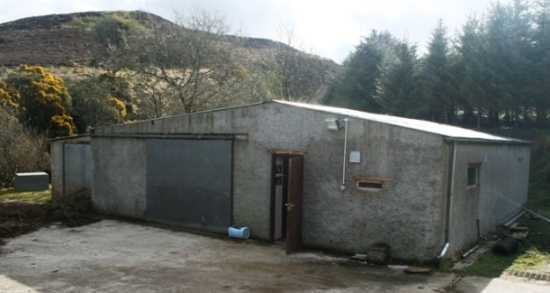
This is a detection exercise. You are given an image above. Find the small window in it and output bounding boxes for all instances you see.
[357,181,383,190]
[467,165,479,187]
[353,176,394,192]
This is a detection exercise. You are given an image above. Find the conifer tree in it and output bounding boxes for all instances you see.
[418,19,454,123]
[323,30,397,112]
[374,40,419,117]
[531,0,550,127]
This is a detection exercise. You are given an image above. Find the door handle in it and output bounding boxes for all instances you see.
[285,203,295,211]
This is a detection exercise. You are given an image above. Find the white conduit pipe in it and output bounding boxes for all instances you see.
[341,118,348,191]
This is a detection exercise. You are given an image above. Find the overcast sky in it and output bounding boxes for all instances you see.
[0,0,496,64]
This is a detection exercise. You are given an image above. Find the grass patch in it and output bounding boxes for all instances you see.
[66,17,98,30]
[438,258,454,271]
[0,186,52,203]
[460,250,517,278]
[461,217,550,277]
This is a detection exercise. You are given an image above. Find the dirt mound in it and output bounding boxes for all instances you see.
[0,190,100,242]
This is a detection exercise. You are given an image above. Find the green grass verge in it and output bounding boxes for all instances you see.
[461,218,550,278]
[0,186,52,203]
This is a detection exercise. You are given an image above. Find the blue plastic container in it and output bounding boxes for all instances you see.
[228,225,250,239]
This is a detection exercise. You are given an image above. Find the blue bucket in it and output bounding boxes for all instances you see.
[228,225,250,239]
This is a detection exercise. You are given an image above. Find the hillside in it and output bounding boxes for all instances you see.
[0,12,103,66]
[0,11,339,72]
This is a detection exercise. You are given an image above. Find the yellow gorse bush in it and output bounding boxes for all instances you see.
[5,65,76,137]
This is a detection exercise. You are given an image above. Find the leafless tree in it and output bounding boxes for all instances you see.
[261,23,333,102]
[0,110,50,187]
[130,9,250,115]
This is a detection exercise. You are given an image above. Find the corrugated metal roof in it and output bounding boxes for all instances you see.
[275,100,530,144]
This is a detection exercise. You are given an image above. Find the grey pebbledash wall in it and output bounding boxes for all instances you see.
[79,101,530,261]
[449,143,530,253]
[50,135,92,201]
[92,137,147,219]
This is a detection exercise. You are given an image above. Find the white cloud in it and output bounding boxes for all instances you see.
[285,0,495,61]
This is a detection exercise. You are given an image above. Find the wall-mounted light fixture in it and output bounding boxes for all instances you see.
[324,118,343,131]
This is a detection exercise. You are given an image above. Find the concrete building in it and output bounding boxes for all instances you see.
[51,101,531,261]
[50,135,91,201]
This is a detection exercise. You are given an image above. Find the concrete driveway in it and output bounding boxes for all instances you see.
[0,220,548,292]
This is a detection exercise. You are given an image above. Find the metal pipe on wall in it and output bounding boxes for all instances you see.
[476,218,487,240]
[438,140,457,259]
[341,118,348,191]
[61,143,65,199]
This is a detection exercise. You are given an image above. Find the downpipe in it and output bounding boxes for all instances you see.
[437,243,450,259]
[438,140,457,259]
[477,218,487,240]
[61,143,65,198]
[340,118,348,191]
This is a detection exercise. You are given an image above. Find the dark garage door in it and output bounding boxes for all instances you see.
[146,139,232,233]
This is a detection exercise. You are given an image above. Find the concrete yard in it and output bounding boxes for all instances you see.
[0,220,548,293]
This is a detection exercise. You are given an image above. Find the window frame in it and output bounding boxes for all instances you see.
[352,176,394,192]
[357,181,383,190]
[467,162,481,188]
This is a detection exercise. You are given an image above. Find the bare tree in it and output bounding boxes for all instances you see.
[0,109,50,187]
[131,9,250,114]
[132,73,180,118]
[261,23,333,102]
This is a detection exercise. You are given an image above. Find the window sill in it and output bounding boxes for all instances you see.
[351,176,395,183]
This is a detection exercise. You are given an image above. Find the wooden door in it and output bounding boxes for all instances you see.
[286,156,303,254]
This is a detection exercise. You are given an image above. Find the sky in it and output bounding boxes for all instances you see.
[0,0,496,64]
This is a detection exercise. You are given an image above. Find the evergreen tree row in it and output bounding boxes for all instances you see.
[324,0,550,129]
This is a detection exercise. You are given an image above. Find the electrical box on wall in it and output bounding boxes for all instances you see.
[350,151,361,163]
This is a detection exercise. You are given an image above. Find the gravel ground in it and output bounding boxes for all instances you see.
[0,220,548,293]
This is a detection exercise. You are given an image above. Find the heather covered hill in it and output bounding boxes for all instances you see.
[0,10,340,135]
[0,11,339,73]
[0,10,340,116]
[0,12,104,66]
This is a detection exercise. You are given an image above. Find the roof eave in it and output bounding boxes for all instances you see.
[444,137,533,145]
